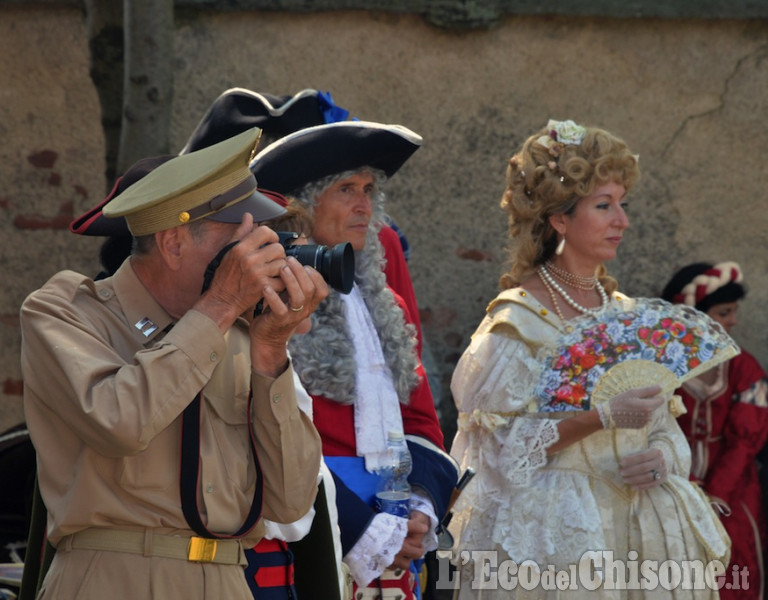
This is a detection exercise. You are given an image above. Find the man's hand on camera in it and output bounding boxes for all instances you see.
[192,213,328,377]
[249,256,329,376]
[195,214,287,327]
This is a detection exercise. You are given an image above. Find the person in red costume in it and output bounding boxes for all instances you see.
[662,261,768,599]
[181,87,442,600]
[251,121,459,600]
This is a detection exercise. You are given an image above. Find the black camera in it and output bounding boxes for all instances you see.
[201,232,355,301]
[276,231,355,295]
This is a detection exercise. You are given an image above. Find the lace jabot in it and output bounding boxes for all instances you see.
[343,286,404,472]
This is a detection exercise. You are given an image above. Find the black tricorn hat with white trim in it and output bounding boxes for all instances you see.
[249,121,423,196]
[181,87,350,155]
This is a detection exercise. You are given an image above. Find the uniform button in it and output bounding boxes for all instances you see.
[206,483,214,493]
[99,289,111,298]
[272,393,281,404]
[541,309,548,315]
[209,352,217,362]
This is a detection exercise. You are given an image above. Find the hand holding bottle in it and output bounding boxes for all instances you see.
[375,431,412,518]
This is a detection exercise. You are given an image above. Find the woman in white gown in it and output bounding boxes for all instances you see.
[449,120,730,599]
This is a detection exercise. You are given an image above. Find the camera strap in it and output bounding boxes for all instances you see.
[180,390,264,539]
[201,241,239,294]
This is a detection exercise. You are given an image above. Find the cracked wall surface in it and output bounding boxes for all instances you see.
[2,7,767,443]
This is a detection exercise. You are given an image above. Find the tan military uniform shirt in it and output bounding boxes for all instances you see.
[20,261,321,547]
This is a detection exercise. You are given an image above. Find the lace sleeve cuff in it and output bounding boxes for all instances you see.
[343,512,408,587]
[503,417,560,487]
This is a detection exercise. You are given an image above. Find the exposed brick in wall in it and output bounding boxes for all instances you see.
[3,379,23,396]
[8,150,91,231]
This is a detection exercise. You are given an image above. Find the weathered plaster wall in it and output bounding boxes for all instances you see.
[2,6,767,444]
[0,7,106,433]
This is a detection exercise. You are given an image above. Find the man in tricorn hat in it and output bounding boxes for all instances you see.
[184,88,425,354]
[20,128,325,600]
[250,121,459,599]
[180,89,437,600]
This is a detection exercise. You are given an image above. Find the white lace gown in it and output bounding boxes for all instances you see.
[449,288,730,599]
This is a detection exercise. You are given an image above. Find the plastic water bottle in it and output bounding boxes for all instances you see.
[375,430,412,518]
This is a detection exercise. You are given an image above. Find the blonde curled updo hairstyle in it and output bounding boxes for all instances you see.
[499,121,639,292]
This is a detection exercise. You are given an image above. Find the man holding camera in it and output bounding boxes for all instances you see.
[20,128,324,600]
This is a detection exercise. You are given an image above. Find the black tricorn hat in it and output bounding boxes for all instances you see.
[180,87,350,155]
[249,121,423,196]
[70,155,176,236]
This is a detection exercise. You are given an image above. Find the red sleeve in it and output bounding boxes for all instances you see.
[704,352,768,503]
[391,289,444,450]
[730,350,767,396]
[400,364,445,450]
[378,225,423,355]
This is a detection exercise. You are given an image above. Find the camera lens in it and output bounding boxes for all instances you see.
[285,241,355,294]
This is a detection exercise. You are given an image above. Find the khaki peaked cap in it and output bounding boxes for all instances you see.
[103,128,285,236]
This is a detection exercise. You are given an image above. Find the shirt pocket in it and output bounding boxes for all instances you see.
[201,386,255,495]
[202,341,254,495]
[117,427,178,491]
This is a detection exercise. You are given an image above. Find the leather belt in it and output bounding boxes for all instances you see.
[60,528,247,566]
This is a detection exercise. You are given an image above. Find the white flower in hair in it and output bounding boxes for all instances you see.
[537,119,587,150]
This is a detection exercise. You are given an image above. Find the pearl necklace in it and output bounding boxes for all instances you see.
[538,264,608,316]
[538,270,568,323]
[544,260,597,290]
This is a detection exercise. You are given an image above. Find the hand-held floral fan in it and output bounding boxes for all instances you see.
[534,298,740,412]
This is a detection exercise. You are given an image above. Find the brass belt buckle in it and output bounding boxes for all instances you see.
[187,537,217,562]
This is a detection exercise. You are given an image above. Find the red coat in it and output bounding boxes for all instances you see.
[313,360,443,457]
[378,225,423,356]
[676,350,768,599]
[313,288,444,456]
[309,289,454,559]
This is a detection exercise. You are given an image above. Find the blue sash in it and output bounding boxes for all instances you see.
[323,456,379,506]
[324,456,423,599]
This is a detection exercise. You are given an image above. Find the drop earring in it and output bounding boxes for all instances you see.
[555,235,566,256]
